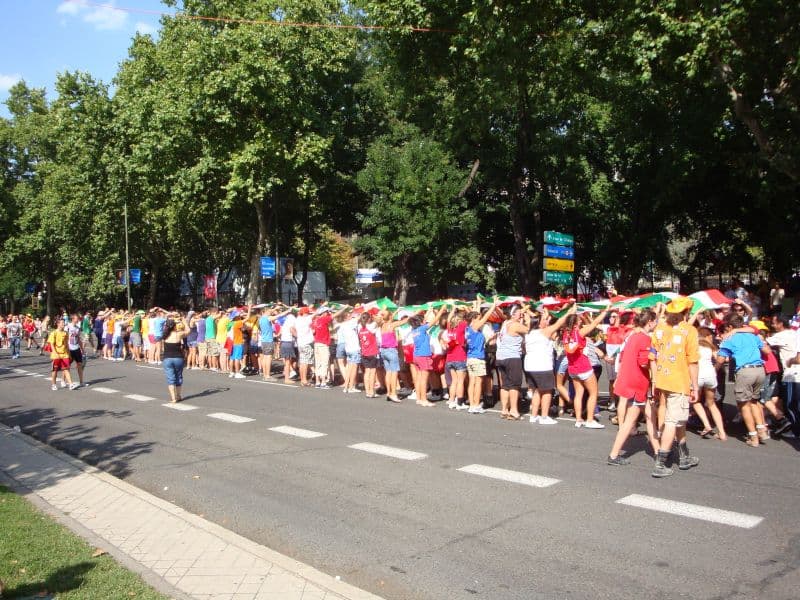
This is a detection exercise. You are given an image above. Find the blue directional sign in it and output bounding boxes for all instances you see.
[260,256,276,279]
[129,269,142,284]
[544,244,575,260]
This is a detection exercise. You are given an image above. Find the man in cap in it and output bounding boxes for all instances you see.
[650,296,700,477]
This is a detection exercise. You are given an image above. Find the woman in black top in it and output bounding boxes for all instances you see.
[161,314,189,403]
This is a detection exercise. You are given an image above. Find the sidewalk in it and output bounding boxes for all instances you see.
[0,424,384,600]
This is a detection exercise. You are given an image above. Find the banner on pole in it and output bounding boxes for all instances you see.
[203,275,217,300]
[260,257,276,279]
[115,270,127,285]
[129,269,141,284]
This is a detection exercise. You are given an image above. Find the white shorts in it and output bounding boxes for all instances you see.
[698,374,717,390]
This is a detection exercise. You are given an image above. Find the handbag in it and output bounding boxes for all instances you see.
[42,342,52,353]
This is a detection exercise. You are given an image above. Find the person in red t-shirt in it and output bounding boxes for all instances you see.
[358,312,380,397]
[312,306,334,388]
[443,309,469,409]
[607,310,659,465]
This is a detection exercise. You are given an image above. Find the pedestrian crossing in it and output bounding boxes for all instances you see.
[0,363,769,529]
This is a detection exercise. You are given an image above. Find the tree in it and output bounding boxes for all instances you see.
[356,123,479,303]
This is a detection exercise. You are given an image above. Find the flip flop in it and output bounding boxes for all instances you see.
[700,428,716,439]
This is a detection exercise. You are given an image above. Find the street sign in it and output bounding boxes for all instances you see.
[356,268,382,284]
[543,244,575,260]
[544,271,574,285]
[260,256,276,279]
[544,231,574,246]
[544,258,575,272]
[129,269,141,284]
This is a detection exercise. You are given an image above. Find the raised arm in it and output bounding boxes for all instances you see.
[579,308,608,337]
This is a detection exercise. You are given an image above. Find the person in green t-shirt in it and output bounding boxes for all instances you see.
[80,312,96,357]
[130,311,144,362]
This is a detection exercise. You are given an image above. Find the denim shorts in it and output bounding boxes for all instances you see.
[346,351,362,365]
[162,357,184,386]
[446,360,467,372]
[335,343,347,359]
[380,347,400,372]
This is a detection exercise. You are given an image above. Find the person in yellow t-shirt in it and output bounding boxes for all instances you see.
[216,312,230,373]
[650,297,700,478]
[48,319,76,390]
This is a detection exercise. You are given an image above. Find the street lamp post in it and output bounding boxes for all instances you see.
[124,201,132,311]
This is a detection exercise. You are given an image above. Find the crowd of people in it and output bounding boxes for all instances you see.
[2,286,799,478]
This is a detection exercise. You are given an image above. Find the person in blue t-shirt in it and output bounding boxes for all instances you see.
[717,315,768,447]
[464,299,499,413]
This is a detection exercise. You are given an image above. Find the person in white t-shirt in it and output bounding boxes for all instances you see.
[770,282,786,316]
[280,311,297,384]
[294,307,315,386]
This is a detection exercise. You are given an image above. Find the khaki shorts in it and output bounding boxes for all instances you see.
[314,343,330,374]
[207,340,220,357]
[198,342,207,359]
[664,392,690,425]
[466,358,486,377]
[734,366,765,403]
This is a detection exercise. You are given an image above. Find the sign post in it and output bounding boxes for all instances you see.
[542,231,575,288]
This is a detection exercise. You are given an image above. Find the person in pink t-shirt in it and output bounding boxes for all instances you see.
[443,309,469,410]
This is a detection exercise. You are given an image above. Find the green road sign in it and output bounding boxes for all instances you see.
[544,231,574,246]
[543,270,574,285]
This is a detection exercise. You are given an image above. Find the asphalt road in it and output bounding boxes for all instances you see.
[1,351,799,600]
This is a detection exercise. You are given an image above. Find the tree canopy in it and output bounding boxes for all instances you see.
[1,0,797,313]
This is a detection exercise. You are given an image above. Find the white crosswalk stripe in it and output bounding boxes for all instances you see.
[92,387,120,394]
[616,494,763,529]
[348,442,427,461]
[207,412,254,423]
[269,425,326,439]
[124,394,155,402]
[457,464,560,488]
[162,403,199,411]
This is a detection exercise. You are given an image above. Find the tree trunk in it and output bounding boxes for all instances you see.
[147,262,159,308]
[295,206,311,304]
[509,182,534,295]
[247,200,271,304]
[393,253,412,305]
[509,81,535,296]
[529,203,542,297]
[44,273,56,317]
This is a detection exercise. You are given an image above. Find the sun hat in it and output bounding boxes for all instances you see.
[665,297,693,314]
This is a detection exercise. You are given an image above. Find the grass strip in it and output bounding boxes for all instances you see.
[0,484,170,599]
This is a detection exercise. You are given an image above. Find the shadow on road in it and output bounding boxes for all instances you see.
[182,386,231,401]
[0,404,153,480]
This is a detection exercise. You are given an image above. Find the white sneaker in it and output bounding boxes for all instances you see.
[407,391,417,400]
[538,416,558,425]
[575,421,584,428]
[447,400,457,410]
[456,403,469,411]
[468,406,486,414]
[234,373,246,379]
[530,415,540,424]
[228,372,234,378]
[59,380,67,388]
[69,383,80,390]
[583,420,605,429]
[51,384,58,391]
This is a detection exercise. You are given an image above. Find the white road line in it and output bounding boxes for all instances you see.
[616,494,763,529]
[348,442,427,461]
[207,412,255,424]
[162,403,199,411]
[92,387,120,394]
[457,464,560,488]
[124,394,155,402]
[13,369,27,373]
[136,365,162,371]
[269,425,326,439]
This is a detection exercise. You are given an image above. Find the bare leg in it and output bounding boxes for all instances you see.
[609,402,641,459]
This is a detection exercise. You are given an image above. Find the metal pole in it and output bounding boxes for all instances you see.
[124,201,132,310]
[276,219,281,303]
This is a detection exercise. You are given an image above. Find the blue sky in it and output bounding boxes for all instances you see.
[0,0,171,117]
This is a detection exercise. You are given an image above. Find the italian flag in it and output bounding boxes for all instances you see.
[689,289,730,313]
[364,297,398,311]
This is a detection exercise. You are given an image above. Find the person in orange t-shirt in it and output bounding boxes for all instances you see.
[650,297,700,478]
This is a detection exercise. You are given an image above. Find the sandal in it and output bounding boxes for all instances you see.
[611,415,619,425]
[700,428,716,439]
[500,413,510,420]
[508,414,521,421]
